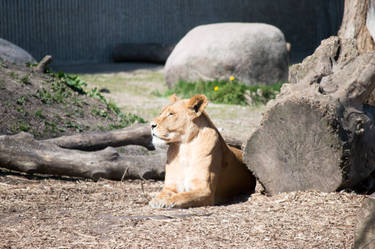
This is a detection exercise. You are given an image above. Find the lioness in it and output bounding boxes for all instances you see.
[149,94,256,208]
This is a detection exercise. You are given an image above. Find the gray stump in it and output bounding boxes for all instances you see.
[244,41,375,194]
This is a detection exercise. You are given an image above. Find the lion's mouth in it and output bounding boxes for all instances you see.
[152,134,169,148]
[152,133,164,140]
[152,133,170,142]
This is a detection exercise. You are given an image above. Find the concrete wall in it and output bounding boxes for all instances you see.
[0,0,344,65]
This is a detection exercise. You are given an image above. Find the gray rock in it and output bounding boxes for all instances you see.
[0,38,36,65]
[165,23,289,88]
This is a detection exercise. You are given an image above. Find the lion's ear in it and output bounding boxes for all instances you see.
[187,94,208,117]
[169,94,179,103]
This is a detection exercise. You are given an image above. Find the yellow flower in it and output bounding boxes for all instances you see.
[229,76,235,81]
[214,86,219,91]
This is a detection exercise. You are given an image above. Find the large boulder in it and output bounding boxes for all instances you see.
[164,23,289,88]
[0,38,36,65]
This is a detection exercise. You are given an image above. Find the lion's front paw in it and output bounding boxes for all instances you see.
[148,197,176,209]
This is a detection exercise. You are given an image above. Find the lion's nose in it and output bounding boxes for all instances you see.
[151,123,157,130]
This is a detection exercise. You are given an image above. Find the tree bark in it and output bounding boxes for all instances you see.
[244,50,375,194]
[354,196,375,249]
[0,132,165,180]
[338,0,375,54]
[0,123,241,180]
[36,55,53,73]
[46,124,155,151]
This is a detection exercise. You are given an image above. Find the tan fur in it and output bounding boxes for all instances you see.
[149,94,256,208]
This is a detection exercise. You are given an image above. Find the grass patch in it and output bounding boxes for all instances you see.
[161,79,283,106]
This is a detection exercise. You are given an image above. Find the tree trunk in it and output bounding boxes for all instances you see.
[0,132,166,180]
[244,48,375,194]
[338,0,375,54]
[45,123,242,151]
[0,123,242,180]
[247,0,375,195]
[46,124,155,151]
[354,196,375,249]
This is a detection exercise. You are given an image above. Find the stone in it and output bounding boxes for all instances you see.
[0,38,36,65]
[164,23,289,88]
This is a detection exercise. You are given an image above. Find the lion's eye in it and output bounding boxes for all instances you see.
[168,112,174,116]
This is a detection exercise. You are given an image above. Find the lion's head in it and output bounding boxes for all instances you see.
[151,94,208,147]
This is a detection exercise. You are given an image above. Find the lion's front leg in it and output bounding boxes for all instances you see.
[170,189,215,208]
[149,188,214,209]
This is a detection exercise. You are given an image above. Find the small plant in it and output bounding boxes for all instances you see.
[64,121,83,132]
[36,88,53,104]
[35,109,46,119]
[16,106,24,113]
[25,62,38,67]
[56,72,87,94]
[9,71,18,80]
[108,113,145,130]
[19,124,30,132]
[92,108,109,118]
[16,96,27,105]
[44,120,65,134]
[20,74,31,84]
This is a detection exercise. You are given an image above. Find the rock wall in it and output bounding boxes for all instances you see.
[0,0,343,65]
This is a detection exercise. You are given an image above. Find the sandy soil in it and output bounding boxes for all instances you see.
[0,64,369,248]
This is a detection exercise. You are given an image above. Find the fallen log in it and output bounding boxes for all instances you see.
[0,132,165,180]
[46,124,155,151]
[0,123,243,180]
[244,44,375,194]
[45,123,242,151]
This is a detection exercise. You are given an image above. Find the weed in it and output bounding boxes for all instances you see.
[107,100,121,115]
[19,124,30,132]
[56,72,87,94]
[54,114,63,121]
[16,96,27,105]
[36,88,53,104]
[9,71,18,80]
[64,121,83,132]
[35,109,46,119]
[20,74,31,84]
[92,108,109,118]
[45,120,65,133]
[109,113,145,130]
[72,96,83,107]
[25,62,38,67]
[16,106,24,113]
[97,125,106,131]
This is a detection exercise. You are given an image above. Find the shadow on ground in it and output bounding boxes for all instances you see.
[51,62,164,74]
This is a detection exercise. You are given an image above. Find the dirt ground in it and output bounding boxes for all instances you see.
[0,64,370,248]
[0,171,364,249]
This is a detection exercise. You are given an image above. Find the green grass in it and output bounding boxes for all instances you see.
[161,79,283,106]
[49,71,145,129]
[78,71,165,97]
